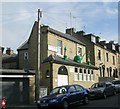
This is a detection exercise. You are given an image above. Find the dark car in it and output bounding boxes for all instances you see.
[37,84,89,109]
[112,80,120,93]
[89,82,116,99]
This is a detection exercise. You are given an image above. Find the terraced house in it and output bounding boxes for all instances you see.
[18,21,99,94]
[69,29,120,81]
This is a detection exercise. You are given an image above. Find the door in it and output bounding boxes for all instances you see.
[58,66,68,86]
[58,74,68,86]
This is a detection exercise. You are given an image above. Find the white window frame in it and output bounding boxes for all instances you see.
[88,69,91,81]
[77,47,82,56]
[74,68,78,81]
[57,40,62,55]
[91,70,94,81]
[83,69,87,81]
[79,68,83,81]
[91,36,96,43]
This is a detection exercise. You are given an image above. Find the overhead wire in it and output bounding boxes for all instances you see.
[43,12,69,32]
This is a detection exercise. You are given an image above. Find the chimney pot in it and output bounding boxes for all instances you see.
[66,28,76,35]
[6,48,13,55]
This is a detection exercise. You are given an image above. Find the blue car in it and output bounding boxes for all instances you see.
[89,82,116,99]
[37,84,89,109]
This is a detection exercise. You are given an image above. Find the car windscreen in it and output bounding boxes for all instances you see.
[112,81,120,84]
[50,87,67,95]
[91,83,105,89]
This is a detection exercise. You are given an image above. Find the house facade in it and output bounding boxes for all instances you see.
[1,47,35,105]
[71,29,120,81]
[18,21,99,94]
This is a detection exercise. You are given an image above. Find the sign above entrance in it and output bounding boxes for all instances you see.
[48,45,57,52]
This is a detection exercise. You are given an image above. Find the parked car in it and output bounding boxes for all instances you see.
[89,82,116,99]
[112,80,120,93]
[37,84,89,109]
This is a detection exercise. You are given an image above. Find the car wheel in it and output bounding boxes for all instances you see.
[83,96,89,104]
[103,92,107,99]
[62,100,69,109]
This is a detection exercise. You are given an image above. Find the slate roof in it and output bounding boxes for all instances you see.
[17,40,28,51]
[2,53,18,63]
[47,27,85,46]
[42,55,98,70]
[0,69,35,75]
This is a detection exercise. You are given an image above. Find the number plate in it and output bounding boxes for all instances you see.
[90,94,94,97]
[41,103,48,107]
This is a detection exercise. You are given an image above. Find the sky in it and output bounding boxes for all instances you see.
[0,0,119,53]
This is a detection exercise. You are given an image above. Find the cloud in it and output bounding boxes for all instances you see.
[1,0,120,2]
[106,8,118,15]
[13,9,33,22]
[1,2,118,52]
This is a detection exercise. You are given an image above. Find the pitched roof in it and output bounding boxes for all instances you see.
[0,69,35,74]
[17,40,28,51]
[42,55,98,70]
[2,53,18,63]
[47,27,85,46]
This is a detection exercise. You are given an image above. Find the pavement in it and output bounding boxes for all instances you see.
[6,104,37,109]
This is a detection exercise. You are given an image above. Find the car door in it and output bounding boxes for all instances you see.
[105,83,113,95]
[67,85,77,104]
[74,85,84,102]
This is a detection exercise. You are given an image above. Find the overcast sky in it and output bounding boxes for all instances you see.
[0,0,119,53]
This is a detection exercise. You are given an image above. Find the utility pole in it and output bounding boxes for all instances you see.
[35,9,42,101]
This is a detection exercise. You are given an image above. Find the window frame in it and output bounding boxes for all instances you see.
[57,40,62,55]
[24,52,28,60]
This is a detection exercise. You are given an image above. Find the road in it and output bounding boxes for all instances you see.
[72,93,120,109]
[7,93,120,109]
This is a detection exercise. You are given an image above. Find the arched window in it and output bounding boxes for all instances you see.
[58,66,68,75]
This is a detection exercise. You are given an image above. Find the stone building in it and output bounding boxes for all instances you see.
[18,21,98,95]
[69,29,120,81]
[1,47,35,105]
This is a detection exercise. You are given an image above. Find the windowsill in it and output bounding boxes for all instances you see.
[74,80,94,82]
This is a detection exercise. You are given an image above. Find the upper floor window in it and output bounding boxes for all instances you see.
[57,40,62,55]
[106,53,109,62]
[77,47,82,56]
[24,52,28,60]
[113,56,115,65]
[112,44,115,50]
[91,36,96,43]
[98,50,101,60]
[119,46,120,52]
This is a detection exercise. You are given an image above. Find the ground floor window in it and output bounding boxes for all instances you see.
[91,70,94,81]
[74,68,95,81]
[83,69,87,81]
[79,69,83,81]
[88,70,90,81]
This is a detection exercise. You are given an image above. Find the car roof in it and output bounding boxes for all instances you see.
[112,80,120,82]
[94,81,112,84]
[54,84,82,89]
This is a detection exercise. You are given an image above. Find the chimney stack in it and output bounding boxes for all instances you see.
[96,36,100,43]
[66,28,76,35]
[6,48,13,55]
[100,40,106,45]
[0,47,4,54]
[76,30,85,36]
